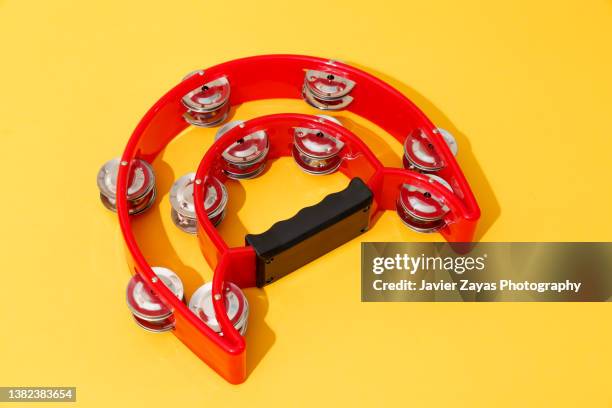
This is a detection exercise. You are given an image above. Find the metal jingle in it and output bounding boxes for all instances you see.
[170,207,198,234]
[203,176,228,225]
[239,321,248,336]
[238,314,249,336]
[293,127,344,174]
[402,154,417,171]
[224,160,267,180]
[294,128,344,159]
[231,291,250,336]
[215,120,244,141]
[403,128,458,172]
[97,158,154,200]
[170,173,197,233]
[170,173,228,233]
[97,158,157,215]
[316,114,343,126]
[182,69,204,81]
[396,209,447,233]
[434,128,458,156]
[403,129,444,172]
[126,267,184,322]
[188,282,248,334]
[183,104,229,128]
[234,294,249,334]
[304,70,355,100]
[132,314,175,333]
[303,85,353,111]
[208,207,226,227]
[234,312,249,336]
[171,193,225,232]
[397,175,453,230]
[229,284,249,336]
[182,76,230,113]
[221,130,269,166]
[292,145,343,175]
[100,187,157,216]
[218,124,274,180]
[223,283,248,330]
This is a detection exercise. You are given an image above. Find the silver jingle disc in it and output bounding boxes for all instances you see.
[304,70,356,100]
[221,130,269,166]
[398,175,453,222]
[182,69,204,81]
[217,128,269,180]
[233,295,250,336]
[100,187,157,215]
[209,207,226,228]
[126,267,184,322]
[403,128,458,172]
[183,108,229,128]
[171,207,197,234]
[170,173,228,232]
[169,172,197,233]
[97,158,155,202]
[397,213,447,234]
[215,120,244,141]
[403,133,443,172]
[292,147,343,175]
[224,161,267,180]
[170,173,197,220]
[238,316,249,336]
[294,128,344,159]
[132,314,175,333]
[316,114,343,126]
[188,282,248,334]
[204,177,229,222]
[302,85,354,111]
[152,267,185,301]
[434,128,458,156]
[427,174,453,192]
[181,76,230,113]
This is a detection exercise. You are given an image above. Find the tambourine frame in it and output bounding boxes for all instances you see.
[115,55,480,384]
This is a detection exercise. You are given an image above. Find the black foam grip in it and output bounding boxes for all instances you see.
[246,177,373,287]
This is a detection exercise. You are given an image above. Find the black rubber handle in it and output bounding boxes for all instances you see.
[246,177,373,287]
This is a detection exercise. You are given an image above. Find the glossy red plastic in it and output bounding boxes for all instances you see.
[115,55,480,384]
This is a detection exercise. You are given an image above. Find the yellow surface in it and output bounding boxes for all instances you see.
[0,0,611,406]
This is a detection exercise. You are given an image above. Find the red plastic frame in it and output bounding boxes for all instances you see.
[116,55,480,384]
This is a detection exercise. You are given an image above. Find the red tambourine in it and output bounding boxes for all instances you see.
[102,55,480,384]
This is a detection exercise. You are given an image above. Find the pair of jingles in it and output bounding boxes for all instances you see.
[97,55,480,384]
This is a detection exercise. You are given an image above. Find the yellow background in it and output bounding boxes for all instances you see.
[1,0,611,406]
